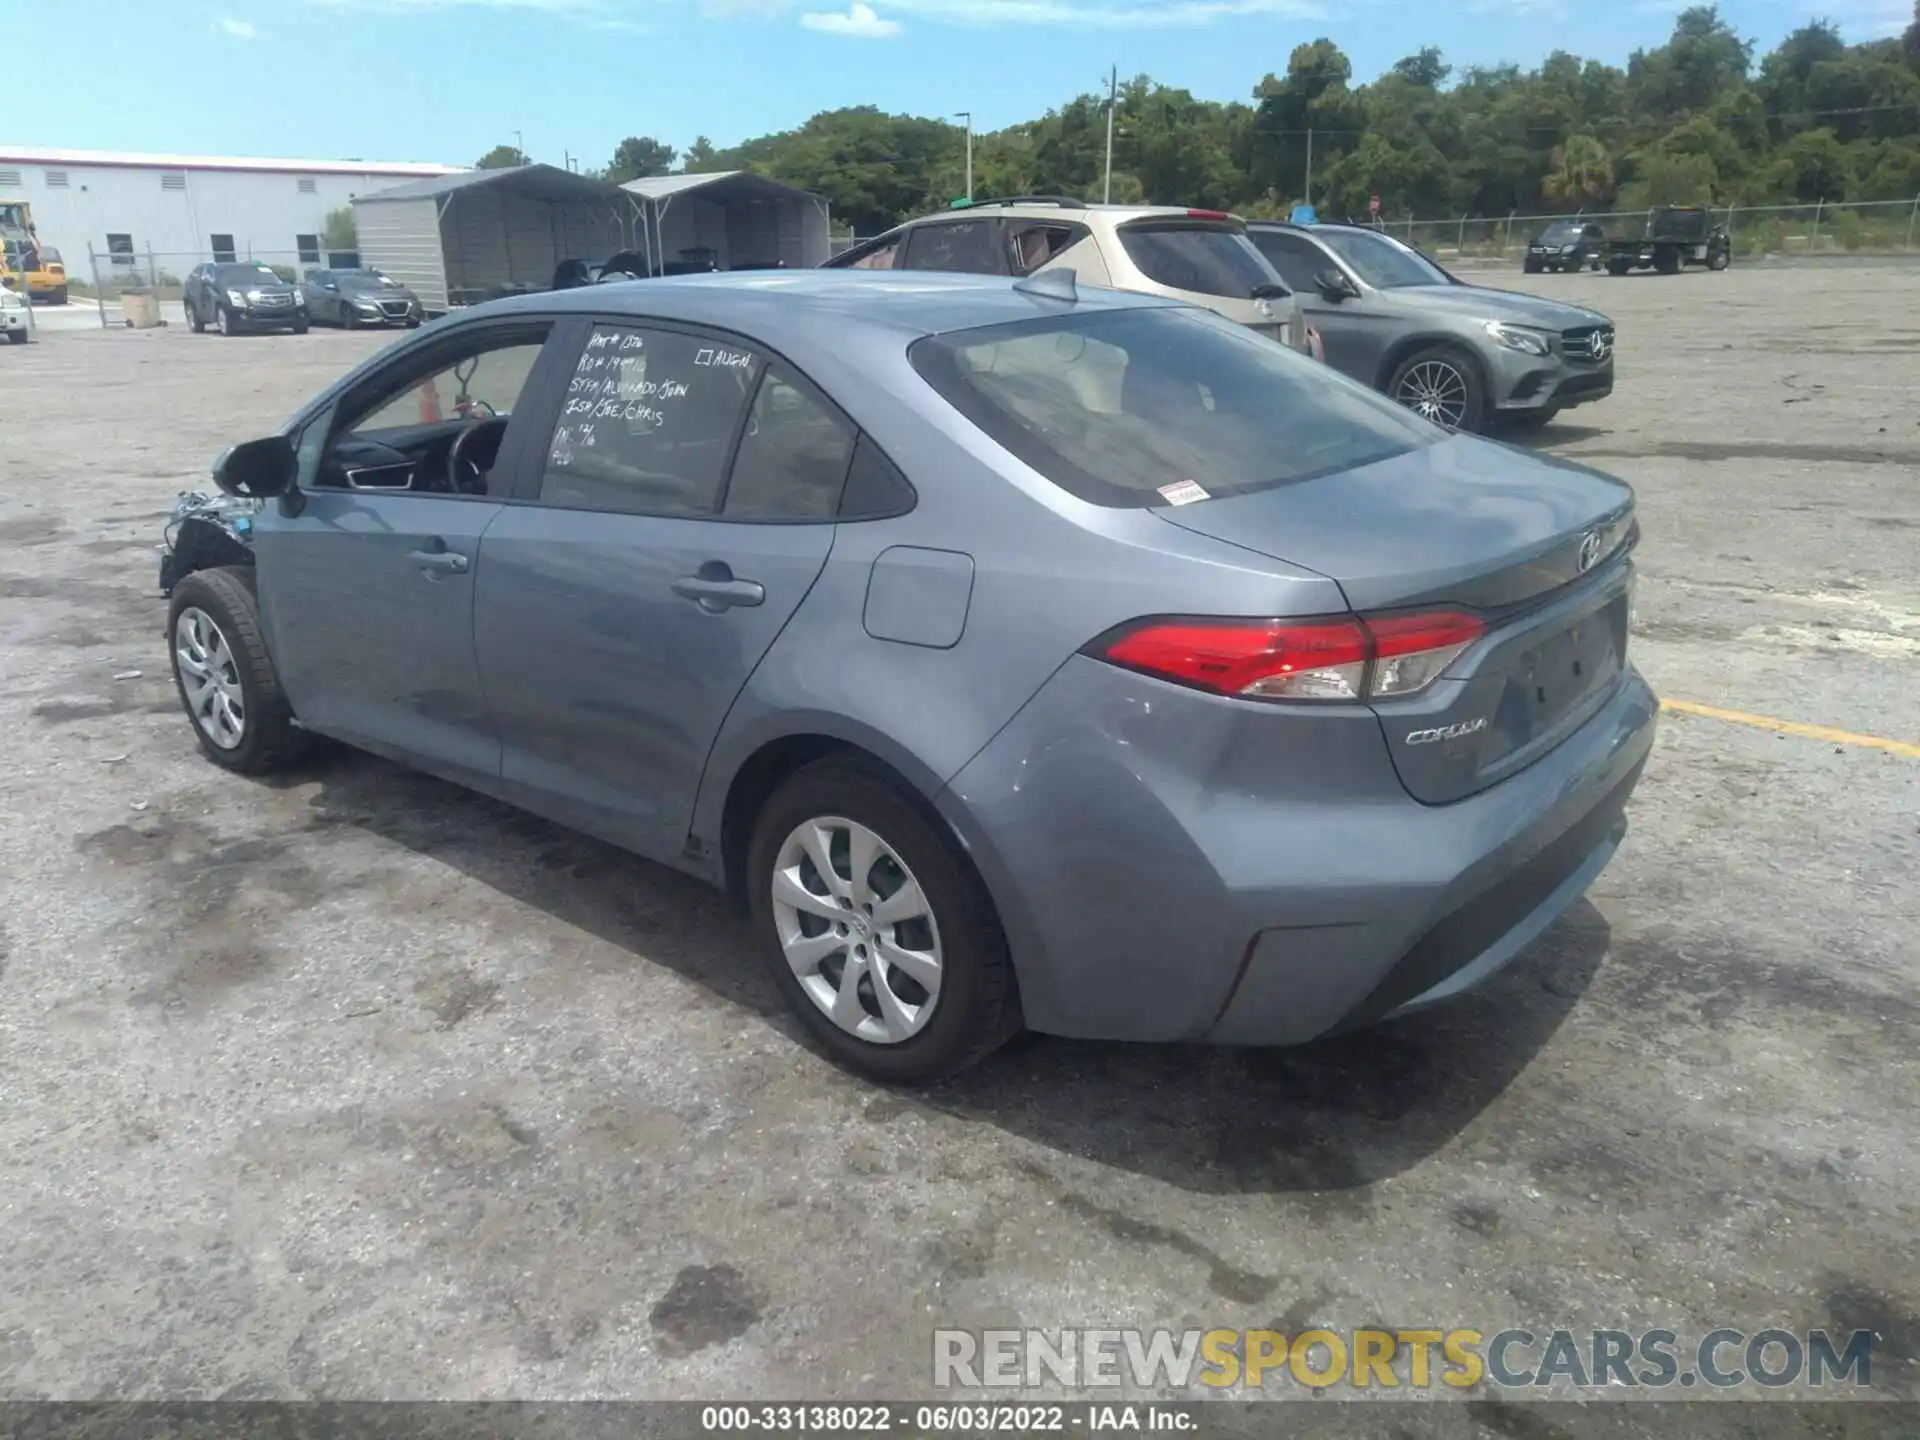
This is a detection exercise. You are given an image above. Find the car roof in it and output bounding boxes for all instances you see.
[483,269,1177,346]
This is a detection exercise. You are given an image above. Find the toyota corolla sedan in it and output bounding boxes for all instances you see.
[158,270,1656,1085]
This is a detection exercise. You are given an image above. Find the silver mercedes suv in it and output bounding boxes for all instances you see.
[825,197,1317,359]
[1246,221,1616,433]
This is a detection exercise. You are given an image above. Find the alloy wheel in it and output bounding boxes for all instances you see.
[771,816,943,1045]
[1396,359,1470,430]
[175,606,246,749]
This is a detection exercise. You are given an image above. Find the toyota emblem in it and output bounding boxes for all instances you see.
[1577,530,1604,573]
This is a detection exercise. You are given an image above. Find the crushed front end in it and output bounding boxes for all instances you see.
[159,491,260,597]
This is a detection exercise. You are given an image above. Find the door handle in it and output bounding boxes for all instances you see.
[408,548,469,576]
[672,562,764,612]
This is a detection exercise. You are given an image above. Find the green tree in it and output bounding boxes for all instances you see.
[1542,135,1614,207]
[476,144,529,169]
[682,136,720,172]
[607,136,677,183]
[321,206,357,252]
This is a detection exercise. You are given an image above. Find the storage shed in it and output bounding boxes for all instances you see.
[353,164,649,313]
[622,172,831,275]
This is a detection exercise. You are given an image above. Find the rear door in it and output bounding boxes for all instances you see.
[254,318,565,781]
[473,317,853,860]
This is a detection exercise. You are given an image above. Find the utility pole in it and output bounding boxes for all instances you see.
[1303,127,1314,209]
[514,130,525,164]
[1103,65,1118,204]
[954,112,972,202]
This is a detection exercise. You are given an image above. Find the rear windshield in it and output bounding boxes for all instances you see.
[1116,223,1275,300]
[909,307,1432,509]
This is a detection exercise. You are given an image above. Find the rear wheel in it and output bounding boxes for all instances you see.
[166,567,305,774]
[747,758,1020,1085]
[187,298,206,333]
[1388,345,1486,433]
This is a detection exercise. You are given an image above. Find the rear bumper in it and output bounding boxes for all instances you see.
[940,656,1657,1045]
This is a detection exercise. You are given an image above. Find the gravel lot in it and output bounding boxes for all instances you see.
[1,267,1916,1418]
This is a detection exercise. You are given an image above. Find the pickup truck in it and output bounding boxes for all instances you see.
[1606,206,1731,276]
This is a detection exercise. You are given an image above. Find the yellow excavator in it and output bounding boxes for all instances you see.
[0,198,68,304]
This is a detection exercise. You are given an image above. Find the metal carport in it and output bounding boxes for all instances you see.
[622,172,832,276]
[353,164,650,314]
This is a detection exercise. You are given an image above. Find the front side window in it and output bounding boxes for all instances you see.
[351,338,548,435]
[1315,229,1451,289]
[538,324,759,517]
[722,367,856,521]
[910,307,1433,509]
[901,219,1007,276]
[1116,223,1275,299]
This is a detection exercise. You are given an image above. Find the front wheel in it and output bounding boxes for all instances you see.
[6,329,26,346]
[217,304,240,336]
[292,321,309,334]
[166,567,306,774]
[748,758,1020,1084]
[1708,248,1730,272]
[1606,259,1631,276]
[1522,259,1542,275]
[49,287,67,305]
[1388,345,1486,433]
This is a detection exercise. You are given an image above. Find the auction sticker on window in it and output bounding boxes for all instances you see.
[1158,480,1210,506]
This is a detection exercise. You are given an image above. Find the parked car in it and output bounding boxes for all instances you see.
[1606,206,1731,276]
[1524,220,1607,274]
[1245,221,1616,432]
[303,268,424,328]
[551,251,653,290]
[0,276,29,344]
[183,261,309,336]
[157,271,1654,1085]
[825,197,1318,360]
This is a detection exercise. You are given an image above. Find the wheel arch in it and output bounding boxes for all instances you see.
[162,517,255,596]
[1373,331,1492,404]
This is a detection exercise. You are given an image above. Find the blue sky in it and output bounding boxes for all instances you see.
[13,0,1908,169]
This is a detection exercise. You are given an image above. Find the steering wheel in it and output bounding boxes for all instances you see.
[445,416,510,495]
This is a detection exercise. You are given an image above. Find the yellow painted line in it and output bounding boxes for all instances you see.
[1660,698,1920,758]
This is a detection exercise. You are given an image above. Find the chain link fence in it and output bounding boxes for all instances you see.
[1395,198,1920,265]
[77,246,348,327]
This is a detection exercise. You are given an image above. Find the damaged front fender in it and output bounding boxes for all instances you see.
[159,490,260,596]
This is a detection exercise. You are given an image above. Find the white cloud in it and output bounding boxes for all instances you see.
[213,15,259,37]
[800,1,902,34]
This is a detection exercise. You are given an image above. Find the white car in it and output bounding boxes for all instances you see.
[0,281,28,344]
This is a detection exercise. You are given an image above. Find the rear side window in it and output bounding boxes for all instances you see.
[909,307,1432,509]
[1246,230,1327,291]
[722,367,856,521]
[539,324,759,517]
[901,219,1008,275]
[1116,223,1273,299]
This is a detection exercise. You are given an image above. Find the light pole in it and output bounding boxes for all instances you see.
[954,112,972,202]
[1103,66,1117,204]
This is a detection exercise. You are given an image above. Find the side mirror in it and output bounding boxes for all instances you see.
[1316,269,1358,301]
[212,435,296,498]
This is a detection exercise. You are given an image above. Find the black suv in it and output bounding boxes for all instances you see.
[184,261,308,336]
[1524,221,1607,274]
[302,268,423,328]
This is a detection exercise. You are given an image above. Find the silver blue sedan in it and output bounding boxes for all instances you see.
[159,269,1656,1084]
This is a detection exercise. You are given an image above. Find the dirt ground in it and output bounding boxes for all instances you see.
[0,266,1916,1418]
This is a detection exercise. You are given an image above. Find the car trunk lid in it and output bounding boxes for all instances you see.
[1154,435,1636,802]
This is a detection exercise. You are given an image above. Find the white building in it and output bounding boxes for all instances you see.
[0,145,464,278]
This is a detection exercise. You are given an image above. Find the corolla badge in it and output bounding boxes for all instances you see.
[1577,529,1605,573]
[1405,718,1488,745]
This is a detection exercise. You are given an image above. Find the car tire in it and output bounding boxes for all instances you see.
[341,306,357,330]
[50,287,67,305]
[1388,344,1487,434]
[187,299,206,333]
[1522,258,1542,274]
[405,317,421,329]
[293,321,309,335]
[1606,258,1631,276]
[1708,249,1730,272]
[6,330,26,345]
[166,566,306,775]
[747,757,1021,1085]
[217,304,240,336]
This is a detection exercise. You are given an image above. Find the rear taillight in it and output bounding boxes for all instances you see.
[1092,611,1484,703]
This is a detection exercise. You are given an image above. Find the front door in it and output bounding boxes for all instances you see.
[474,319,856,859]
[253,320,563,782]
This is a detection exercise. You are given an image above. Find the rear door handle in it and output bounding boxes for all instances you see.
[672,562,764,612]
[408,548,469,576]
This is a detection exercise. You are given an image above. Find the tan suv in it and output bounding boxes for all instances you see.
[825,197,1318,359]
